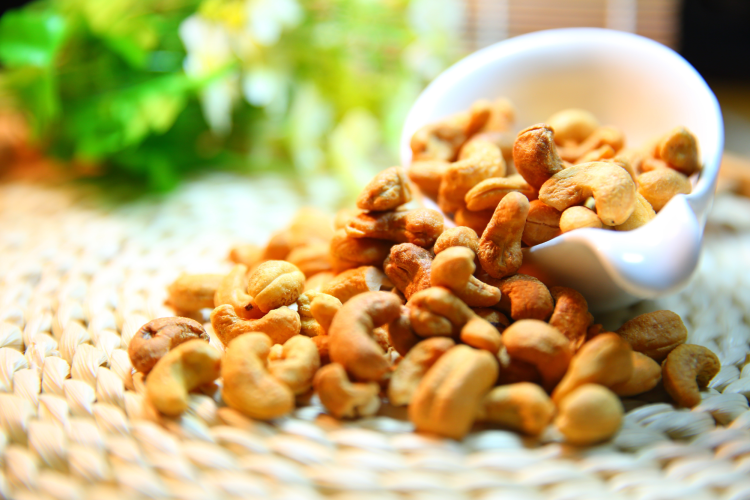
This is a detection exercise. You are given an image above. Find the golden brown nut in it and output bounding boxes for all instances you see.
[610,351,662,397]
[313,363,380,419]
[502,319,572,391]
[555,384,623,445]
[637,168,691,212]
[409,344,498,439]
[268,335,321,395]
[345,208,444,248]
[167,274,224,312]
[438,138,505,213]
[614,193,655,231]
[464,175,537,212]
[512,124,564,190]
[478,382,555,436]
[662,344,720,408]
[408,160,449,199]
[407,287,474,338]
[477,192,529,279]
[310,293,343,333]
[128,317,208,374]
[460,316,503,353]
[229,243,263,268]
[472,308,510,332]
[548,286,590,350]
[304,271,335,291]
[320,266,387,303]
[430,247,501,307]
[388,337,455,406]
[454,207,494,235]
[357,167,412,211]
[522,200,562,246]
[383,243,433,300]
[616,310,687,362]
[210,304,301,346]
[296,290,325,337]
[286,243,333,278]
[558,126,625,163]
[214,265,257,319]
[247,261,306,314]
[433,226,480,256]
[411,100,491,162]
[496,347,542,386]
[330,229,392,273]
[656,126,700,176]
[559,206,603,233]
[546,109,599,145]
[496,274,554,322]
[387,305,422,357]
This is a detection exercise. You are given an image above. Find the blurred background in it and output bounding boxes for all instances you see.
[0,0,748,195]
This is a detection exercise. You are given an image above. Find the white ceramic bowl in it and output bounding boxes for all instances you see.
[400,28,724,312]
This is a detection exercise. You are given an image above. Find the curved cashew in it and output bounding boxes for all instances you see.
[345,208,444,248]
[438,138,505,213]
[554,384,623,445]
[513,124,564,189]
[662,344,720,408]
[210,304,300,346]
[433,226,479,256]
[229,243,263,268]
[410,99,491,162]
[409,344,498,440]
[464,174,538,212]
[497,347,542,386]
[304,271,335,292]
[167,274,224,312]
[614,193,655,231]
[558,126,625,163]
[408,160,448,199]
[656,126,699,176]
[477,192,529,279]
[610,351,661,397]
[539,161,637,226]
[247,261,305,314]
[383,243,433,300]
[455,207,494,235]
[522,200,562,246]
[221,333,295,419]
[551,333,633,404]
[407,287,474,338]
[559,206,603,233]
[496,274,554,321]
[145,339,221,416]
[460,316,503,354]
[296,291,325,337]
[330,229,392,273]
[431,247,500,307]
[575,144,615,164]
[616,310,687,362]
[313,363,380,419]
[128,317,208,374]
[357,167,412,211]
[387,305,422,357]
[548,286,590,350]
[637,168,691,212]
[477,382,555,436]
[502,319,572,391]
[328,291,402,382]
[388,337,455,406]
[214,265,257,319]
[286,243,333,278]
[268,336,321,395]
[320,266,387,303]
[310,293,342,333]
[547,109,599,145]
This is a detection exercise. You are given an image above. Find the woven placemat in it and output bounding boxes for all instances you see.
[1,173,749,500]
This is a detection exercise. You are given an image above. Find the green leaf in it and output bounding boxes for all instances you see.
[0,9,66,68]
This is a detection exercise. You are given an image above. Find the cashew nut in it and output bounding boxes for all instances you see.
[477,192,529,279]
[408,160,448,199]
[167,274,224,312]
[247,261,305,315]
[407,287,474,338]
[268,335,321,395]
[438,138,505,213]
[386,305,422,357]
[128,317,208,374]
[296,290,325,337]
[460,316,503,354]
[558,126,625,163]
[551,333,633,404]
[330,229,392,273]
[430,247,501,307]
[210,304,300,346]
[357,166,412,211]
[614,192,655,231]
[454,206,494,235]
[221,332,295,419]
[546,109,599,145]
[319,266,387,303]
[559,206,603,233]
[286,243,333,278]
[388,337,455,406]
[662,344,720,408]
[502,319,572,391]
[477,382,555,436]
[610,351,661,397]
[522,200,562,246]
[410,100,491,162]
[409,344,498,439]
[383,243,433,300]
[433,226,480,256]
[345,208,444,248]
[512,124,564,189]
[214,265,257,319]
[616,310,687,362]
[464,174,537,212]
[472,307,510,332]
[313,363,380,419]
[229,243,263,268]
[555,384,623,446]
[145,339,221,416]
[637,168,691,212]
[328,291,402,381]
[656,126,699,176]
[304,271,335,291]
[548,286,590,350]
[539,161,637,226]
[496,274,554,321]
[497,347,542,386]
[310,293,342,333]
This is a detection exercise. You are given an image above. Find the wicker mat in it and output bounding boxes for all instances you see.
[1,173,749,500]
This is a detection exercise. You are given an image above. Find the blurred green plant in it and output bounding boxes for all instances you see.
[0,0,464,192]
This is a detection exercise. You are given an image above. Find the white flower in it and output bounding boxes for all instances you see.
[242,67,288,114]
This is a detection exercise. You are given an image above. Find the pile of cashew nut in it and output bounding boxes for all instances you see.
[129,108,717,445]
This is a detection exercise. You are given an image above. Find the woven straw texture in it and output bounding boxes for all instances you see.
[1,173,749,500]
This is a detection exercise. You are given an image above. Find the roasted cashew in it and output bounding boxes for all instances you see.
[296,290,325,337]
[383,243,433,300]
[512,124,564,190]
[548,286,590,350]
[495,274,554,322]
[409,344,498,439]
[221,333,295,419]
[229,243,263,268]
[430,247,501,307]
[546,109,599,146]
[497,347,542,386]
[477,382,555,436]
[616,310,687,362]
[522,200,562,246]
[285,207,335,249]
[464,174,537,212]
[387,305,422,357]
[167,274,224,312]
[558,126,625,163]
[455,207,494,235]
[539,161,637,226]
[477,192,529,279]
[410,100,491,162]
[312,336,330,366]
[551,333,633,404]
[460,316,503,353]
[473,307,510,332]
[214,265,257,319]
[388,337,455,406]
[559,206,603,233]
[357,166,412,211]
[637,168,691,212]
[614,193,655,231]
[210,304,300,346]
[330,229,392,273]
[407,287,474,338]
[328,291,402,381]
[656,126,700,176]
[575,144,615,164]
[145,339,221,417]
[128,317,208,374]
[268,335,321,395]
[662,344,720,408]
[408,160,448,199]
[320,266,388,303]
[610,351,661,397]
[555,384,623,445]
[286,243,333,278]
[345,208,444,248]
[433,226,480,255]
[246,261,306,314]
[438,138,505,213]
[310,293,342,333]
[313,363,380,419]
[502,319,572,391]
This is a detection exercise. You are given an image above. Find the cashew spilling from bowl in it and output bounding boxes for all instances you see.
[465,175,537,212]
[407,286,474,338]
[662,344,720,408]
[522,200,562,246]
[495,274,554,322]
[388,337,455,406]
[502,319,572,391]
[438,138,505,213]
[146,339,222,417]
[319,266,388,303]
[554,384,623,445]
[513,124,564,190]
[430,246,501,307]
[477,192,529,279]
[410,100,491,162]
[330,229,392,273]
[214,264,256,319]
[384,243,433,300]
[477,382,555,436]
[128,317,208,374]
[548,286,591,351]
[615,310,687,362]
[210,304,301,346]
[313,363,381,419]
[357,166,412,211]
[345,208,445,248]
